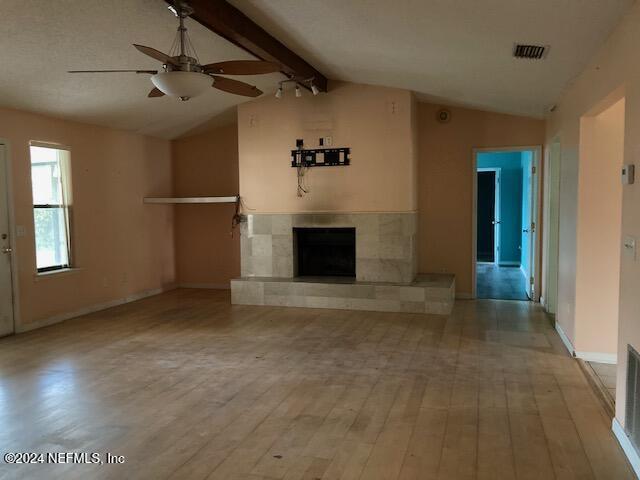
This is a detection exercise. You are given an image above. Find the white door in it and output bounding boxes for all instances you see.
[477,167,501,264]
[528,155,538,300]
[544,141,561,313]
[494,169,501,265]
[0,144,15,336]
[521,151,537,300]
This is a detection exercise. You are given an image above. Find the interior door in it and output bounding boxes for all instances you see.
[545,141,561,312]
[493,170,501,264]
[0,144,14,336]
[528,154,538,299]
[521,152,536,299]
[477,171,496,262]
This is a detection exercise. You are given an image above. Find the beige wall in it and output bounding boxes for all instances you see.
[416,103,545,295]
[574,98,625,356]
[1,107,174,328]
[237,81,417,213]
[172,124,240,287]
[546,1,640,425]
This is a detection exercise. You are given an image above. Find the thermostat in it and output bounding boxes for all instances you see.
[622,164,635,184]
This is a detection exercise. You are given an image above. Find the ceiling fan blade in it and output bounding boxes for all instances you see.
[133,44,179,66]
[148,87,165,98]
[202,60,280,75]
[68,69,158,74]
[211,76,262,97]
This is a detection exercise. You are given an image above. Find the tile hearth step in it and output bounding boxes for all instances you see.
[231,274,455,315]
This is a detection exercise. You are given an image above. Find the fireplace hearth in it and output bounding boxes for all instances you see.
[233,212,455,314]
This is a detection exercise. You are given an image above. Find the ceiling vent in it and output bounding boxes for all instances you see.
[513,44,548,60]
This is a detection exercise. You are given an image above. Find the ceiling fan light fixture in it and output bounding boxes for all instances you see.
[275,86,283,99]
[311,84,319,96]
[150,71,212,100]
[295,85,302,98]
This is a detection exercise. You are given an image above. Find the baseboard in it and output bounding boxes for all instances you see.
[499,261,520,267]
[612,418,640,478]
[578,359,615,419]
[16,285,176,333]
[555,321,576,356]
[575,351,618,364]
[456,292,473,300]
[177,283,230,290]
[553,322,616,364]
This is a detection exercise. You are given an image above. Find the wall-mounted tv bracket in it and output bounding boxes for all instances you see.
[290,148,351,168]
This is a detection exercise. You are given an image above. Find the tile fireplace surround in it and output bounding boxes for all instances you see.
[231,212,455,315]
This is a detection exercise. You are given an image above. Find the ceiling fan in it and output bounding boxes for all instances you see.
[68,1,281,101]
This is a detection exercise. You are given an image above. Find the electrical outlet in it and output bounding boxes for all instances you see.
[16,225,26,237]
[325,136,332,147]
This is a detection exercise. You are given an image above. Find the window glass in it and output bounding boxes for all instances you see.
[30,145,71,272]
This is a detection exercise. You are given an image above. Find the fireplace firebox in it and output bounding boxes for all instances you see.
[294,227,355,277]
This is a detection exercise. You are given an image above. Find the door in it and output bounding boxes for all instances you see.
[521,151,536,299]
[477,171,496,262]
[545,141,561,312]
[0,144,14,336]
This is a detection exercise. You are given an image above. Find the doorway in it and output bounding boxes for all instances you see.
[572,95,625,408]
[473,148,540,301]
[0,144,15,336]
[477,168,499,263]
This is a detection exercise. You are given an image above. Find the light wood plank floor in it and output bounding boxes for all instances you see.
[0,289,633,480]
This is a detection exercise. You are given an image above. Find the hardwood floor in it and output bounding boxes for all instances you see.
[0,289,633,479]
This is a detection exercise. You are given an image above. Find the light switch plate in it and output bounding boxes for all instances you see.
[622,164,635,184]
[623,235,637,260]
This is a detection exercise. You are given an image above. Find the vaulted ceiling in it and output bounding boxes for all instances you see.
[0,0,282,139]
[0,0,634,138]
[231,0,634,118]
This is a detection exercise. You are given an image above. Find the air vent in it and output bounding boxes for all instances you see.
[513,44,548,59]
[626,345,640,451]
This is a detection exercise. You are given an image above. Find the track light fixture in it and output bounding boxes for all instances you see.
[275,77,320,99]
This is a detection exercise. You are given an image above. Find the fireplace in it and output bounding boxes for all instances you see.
[294,227,356,277]
[240,213,417,283]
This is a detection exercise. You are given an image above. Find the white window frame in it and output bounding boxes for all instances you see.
[29,141,73,274]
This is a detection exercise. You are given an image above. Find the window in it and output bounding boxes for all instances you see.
[29,143,72,273]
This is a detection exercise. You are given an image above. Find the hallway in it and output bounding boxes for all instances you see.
[477,263,529,300]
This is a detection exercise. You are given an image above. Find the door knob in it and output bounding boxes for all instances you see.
[1,247,12,254]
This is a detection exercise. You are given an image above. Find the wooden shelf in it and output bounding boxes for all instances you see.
[144,196,238,204]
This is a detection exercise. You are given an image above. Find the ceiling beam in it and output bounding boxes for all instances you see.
[168,0,328,92]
